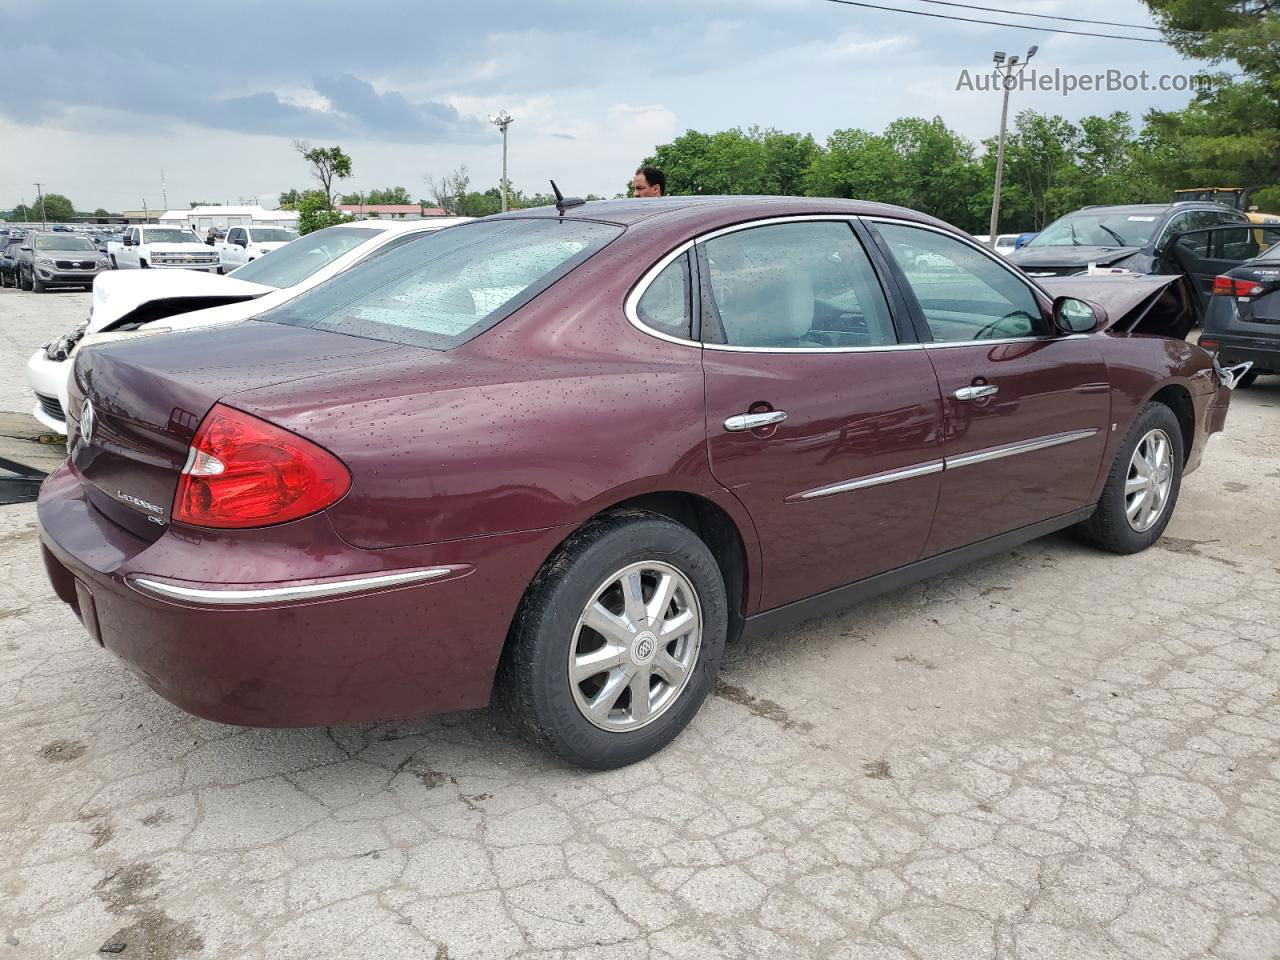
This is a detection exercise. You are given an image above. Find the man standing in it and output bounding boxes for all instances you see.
[633,166,666,198]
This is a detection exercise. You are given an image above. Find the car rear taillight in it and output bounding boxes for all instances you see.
[1199,338,1219,349]
[173,403,350,528]
[1211,275,1264,297]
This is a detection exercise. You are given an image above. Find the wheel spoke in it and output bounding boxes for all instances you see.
[621,570,646,626]
[1126,491,1146,521]
[652,650,689,686]
[1132,457,1150,480]
[587,669,629,721]
[572,643,627,683]
[646,573,677,626]
[1125,476,1147,495]
[659,608,696,641]
[584,602,633,645]
[628,672,652,722]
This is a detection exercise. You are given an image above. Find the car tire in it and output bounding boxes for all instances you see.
[498,509,728,769]
[140,260,149,269]
[109,255,118,269]
[20,269,32,291]
[1074,402,1184,555]
[1236,370,1259,389]
[32,273,45,293]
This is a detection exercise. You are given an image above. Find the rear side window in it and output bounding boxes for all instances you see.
[701,221,896,348]
[262,219,623,350]
[635,253,692,339]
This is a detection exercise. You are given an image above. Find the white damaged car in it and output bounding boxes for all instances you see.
[27,218,469,433]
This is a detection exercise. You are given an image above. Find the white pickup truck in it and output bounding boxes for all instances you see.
[107,225,221,272]
[214,225,299,273]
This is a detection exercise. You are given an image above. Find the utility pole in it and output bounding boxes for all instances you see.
[987,46,1036,248]
[34,183,48,229]
[161,170,168,210]
[489,110,514,212]
[143,198,149,222]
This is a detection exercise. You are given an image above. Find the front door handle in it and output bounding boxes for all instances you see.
[954,384,998,401]
[724,410,788,432]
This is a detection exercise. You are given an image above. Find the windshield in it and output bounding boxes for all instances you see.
[35,235,97,251]
[1029,212,1161,249]
[143,229,201,244]
[229,225,379,289]
[247,228,297,243]
[1258,240,1280,262]
[262,218,623,350]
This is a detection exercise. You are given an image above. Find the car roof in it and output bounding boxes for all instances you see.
[349,217,471,233]
[1073,202,1233,215]
[492,195,944,229]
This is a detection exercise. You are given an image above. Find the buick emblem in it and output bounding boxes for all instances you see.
[80,399,95,446]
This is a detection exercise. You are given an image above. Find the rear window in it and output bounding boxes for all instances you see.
[260,218,623,350]
[229,225,378,289]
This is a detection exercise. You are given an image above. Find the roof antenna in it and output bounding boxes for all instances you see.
[550,179,585,216]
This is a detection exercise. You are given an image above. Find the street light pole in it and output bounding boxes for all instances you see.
[34,182,47,229]
[488,110,514,212]
[987,46,1036,248]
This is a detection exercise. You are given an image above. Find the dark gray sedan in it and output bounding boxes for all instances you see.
[17,232,109,292]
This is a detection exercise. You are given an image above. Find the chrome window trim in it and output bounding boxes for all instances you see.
[786,429,1099,502]
[624,214,913,354]
[789,460,944,502]
[130,566,457,606]
[945,428,1099,470]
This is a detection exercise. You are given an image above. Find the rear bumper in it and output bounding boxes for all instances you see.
[37,462,571,727]
[1201,334,1280,373]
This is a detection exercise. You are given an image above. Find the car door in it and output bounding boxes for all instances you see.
[1162,211,1243,303]
[868,219,1111,557]
[224,228,244,266]
[693,218,946,611]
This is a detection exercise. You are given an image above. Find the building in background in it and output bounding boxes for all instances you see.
[335,203,449,220]
[159,205,300,234]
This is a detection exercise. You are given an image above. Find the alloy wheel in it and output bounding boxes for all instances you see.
[1125,428,1174,532]
[568,561,702,732]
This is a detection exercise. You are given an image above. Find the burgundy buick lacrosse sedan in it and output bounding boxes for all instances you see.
[38,196,1236,768]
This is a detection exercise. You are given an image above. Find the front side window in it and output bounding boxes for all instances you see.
[635,253,691,339]
[877,223,1045,342]
[262,218,622,350]
[701,221,895,348]
[229,225,379,289]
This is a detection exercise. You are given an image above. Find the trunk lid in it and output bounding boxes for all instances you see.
[67,322,400,539]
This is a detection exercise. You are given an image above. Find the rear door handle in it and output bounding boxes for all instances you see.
[954,385,998,401]
[724,410,788,432]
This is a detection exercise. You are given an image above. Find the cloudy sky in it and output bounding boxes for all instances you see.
[2,0,1215,212]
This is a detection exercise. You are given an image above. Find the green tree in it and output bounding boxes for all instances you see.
[883,117,984,229]
[30,193,75,222]
[643,126,818,195]
[295,190,354,235]
[292,141,353,205]
[278,188,305,209]
[1142,0,1279,87]
[7,204,34,221]
[341,186,413,205]
[806,128,910,206]
[92,208,111,218]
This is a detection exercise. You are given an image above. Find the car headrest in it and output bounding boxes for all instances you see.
[718,264,814,346]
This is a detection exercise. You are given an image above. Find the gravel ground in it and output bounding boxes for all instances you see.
[1,283,1278,959]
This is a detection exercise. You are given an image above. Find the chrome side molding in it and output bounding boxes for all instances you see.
[130,566,459,606]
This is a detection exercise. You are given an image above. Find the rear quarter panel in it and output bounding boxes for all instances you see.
[1093,333,1221,492]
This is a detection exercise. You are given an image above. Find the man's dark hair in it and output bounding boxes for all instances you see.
[635,165,666,194]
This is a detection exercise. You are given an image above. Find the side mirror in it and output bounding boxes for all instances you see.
[1053,296,1105,334]
[19,245,31,252]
